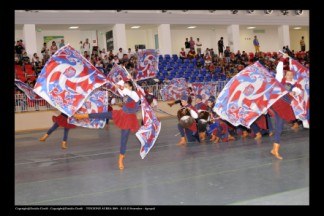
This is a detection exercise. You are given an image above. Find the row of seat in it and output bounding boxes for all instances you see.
[15,64,37,82]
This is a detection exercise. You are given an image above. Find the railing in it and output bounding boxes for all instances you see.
[14,81,229,113]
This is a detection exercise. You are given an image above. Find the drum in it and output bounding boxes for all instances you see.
[177,107,194,128]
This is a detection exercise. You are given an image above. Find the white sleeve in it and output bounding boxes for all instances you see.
[121,88,139,102]
[152,99,158,107]
[190,109,198,119]
[276,61,284,82]
[111,98,116,105]
[292,87,302,96]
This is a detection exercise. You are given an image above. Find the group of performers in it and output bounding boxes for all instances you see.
[37,53,306,170]
[166,53,305,161]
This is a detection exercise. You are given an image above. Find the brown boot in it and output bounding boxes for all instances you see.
[118,154,125,170]
[39,134,49,141]
[241,131,249,138]
[213,136,220,143]
[61,141,67,149]
[73,113,89,120]
[177,137,187,145]
[270,143,283,160]
[291,122,299,129]
[269,132,274,137]
[199,132,206,141]
[228,134,236,141]
[167,101,175,107]
[210,134,216,141]
[254,132,262,140]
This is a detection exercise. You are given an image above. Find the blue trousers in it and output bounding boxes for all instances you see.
[47,122,69,141]
[89,112,130,154]
[250,122,260,134]
[273,110,284,143]
[177,123,198,142]
[266,114,273,133]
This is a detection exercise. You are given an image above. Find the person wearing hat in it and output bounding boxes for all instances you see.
[167,87,193,107]
[194,94,208,141]
[74,79,140,170]
[176,93,200,145]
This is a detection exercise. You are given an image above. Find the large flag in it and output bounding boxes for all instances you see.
[33,44,107,117]
[15,79,42,100]
[214,61,288,128]
[106,64,129,97]
[190,83,216,102]
[68,89,108,129]
[289,59,310,128]
[136,95,161,159]
[136,49,159,80]
[160,78,188,101]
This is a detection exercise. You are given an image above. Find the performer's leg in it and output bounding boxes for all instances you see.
[185,128,198,142]
[177,123,186,145]
[271,110,284,159]
[251,122,262,140]
[39,122,59,141]
[266,114,274,136]
[119,129,130,170]
[197,120,207,141]
[61,128,69,149]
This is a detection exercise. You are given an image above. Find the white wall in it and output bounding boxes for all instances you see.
[15,29,23,43]
[171,29,228,55]
[290,29,309,52]
[126,29,149,51]
[240,27,279,53]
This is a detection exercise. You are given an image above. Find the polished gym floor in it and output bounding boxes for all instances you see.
[15,118,309,205]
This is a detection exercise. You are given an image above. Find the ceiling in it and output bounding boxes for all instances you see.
[15,24,309,32]
[15,10,309,26]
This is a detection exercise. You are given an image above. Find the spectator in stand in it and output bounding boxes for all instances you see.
[15,89,27,112]
[117,48,124,61]
[15,40,24,60]
[179,48,187,61]
[50,41,58,55]
[187,48,196,60]
[79,41,83,54]
[253,35,260,53]
[83,38,91,54]
[19,40,25,49]
[42,50,50,65]
[21,52,30,65]
[184,38,190,53]
[196,38,202,56]
[300,36,305,51]
[31,53,39,66]
[127,48,134,59]
[224,46,231,63]
[189,37,195,51]
[59,39,65,48]
[112,55,119,65]
[218,37,225,58]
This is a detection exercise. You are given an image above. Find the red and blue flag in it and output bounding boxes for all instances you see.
[214,61,287,128]
[33,45,107,117]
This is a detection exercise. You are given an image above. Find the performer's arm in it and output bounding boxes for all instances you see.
[291,86,302,96]
[111,98,116,105]
[188,107,198,119]
[152,99,158,107]
[121,88,139,102]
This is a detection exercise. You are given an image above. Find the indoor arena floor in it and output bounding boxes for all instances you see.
[15,118,309,205]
